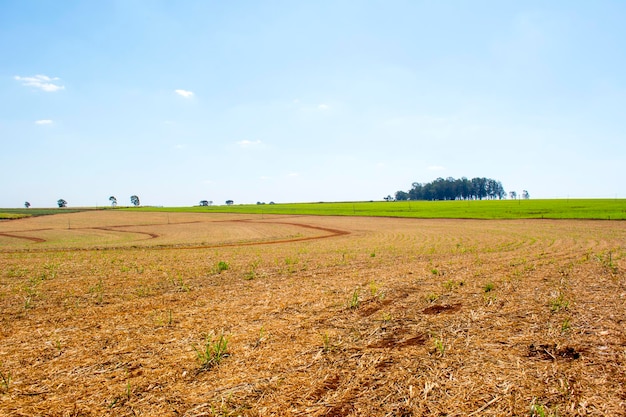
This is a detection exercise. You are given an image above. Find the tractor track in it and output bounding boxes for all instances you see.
[0,219,350,253]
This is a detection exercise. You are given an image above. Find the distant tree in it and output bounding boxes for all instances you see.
[395,191,409,201]
[225,200,234,205]
[398,176,505,201]
[383,195,394,202]
[24,201,31,208]
[269,201,275,205]
[208,200,213,206]
[522,190,530,200]
[199,200,209,206]
[57,199,67,208]
[509,191,517,200]
[109,196,117,207]
[130,195,140,206]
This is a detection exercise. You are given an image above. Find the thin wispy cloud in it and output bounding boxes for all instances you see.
[15,75,64,92]
[287,172,299,177]
[35,119,53,125]
[318,104,330,110]
[237,140,263,148]
[175,89,194,98]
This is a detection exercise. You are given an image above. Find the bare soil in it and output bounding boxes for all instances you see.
[0,212,625,416]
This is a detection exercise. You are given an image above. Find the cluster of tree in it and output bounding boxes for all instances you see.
[509,190,530,200]
[24,196,143,208]
[107,195,140,207]
[394,177,507,201]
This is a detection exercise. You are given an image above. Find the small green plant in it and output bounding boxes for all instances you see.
[370,251,376,258]
[155,309,173,327]
[483,293,497,306]
[0,363,11,394]
[529,400,553,417]
[171,276,189,292]
[443,279,457,291]
[42,263,58,279]
[430,268,440,276]
[321,332,333,353]
[380,312,392,323]
[596,251,618,274]
[193,333,229,370]
[284,257,299,273]
[426,292,439,303]
[216,261,230,273]
[89,278,104,304]
[347,288,360,310]
[561,318,571,333]
[432,336,445,356]
[484,282,495,292]
[368,280,384,299]
[368,280,379,296]
[550,293,569,313]
[254,326,268,348]
[244,259,260,280]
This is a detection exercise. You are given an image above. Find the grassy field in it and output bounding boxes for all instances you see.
[1,210,625,415]
[129,199,626,220]
[4,199,626,220]
[0,208,96,220]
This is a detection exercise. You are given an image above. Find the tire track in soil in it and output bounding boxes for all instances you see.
[0,219,350,252]
[0,232,46,243]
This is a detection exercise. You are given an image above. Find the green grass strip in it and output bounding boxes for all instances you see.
[125,199,626,220]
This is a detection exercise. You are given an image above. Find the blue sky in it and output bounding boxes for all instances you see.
[2,1,625,207]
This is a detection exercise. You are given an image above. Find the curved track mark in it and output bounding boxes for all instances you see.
[173,219,350,250]
[0,232,46,243]
[91,226,160,239]
[0,219,350,252]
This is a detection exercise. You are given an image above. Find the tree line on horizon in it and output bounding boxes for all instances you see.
[393,177,521,201]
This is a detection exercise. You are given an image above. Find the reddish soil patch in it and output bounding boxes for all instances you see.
[368,334,427,349]
[422,303,462,315]
[528,344,582,360]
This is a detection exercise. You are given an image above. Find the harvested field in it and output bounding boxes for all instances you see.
[0,211,625,416]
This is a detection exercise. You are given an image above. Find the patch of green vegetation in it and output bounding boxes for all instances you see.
[216,261,230,273]
[193,333,229,370]
[0,207,94,219]
[347,288,360,310]
[550,293,570,313]
[124,199,626,220]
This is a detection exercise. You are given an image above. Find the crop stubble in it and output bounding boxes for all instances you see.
[0,212,625,416]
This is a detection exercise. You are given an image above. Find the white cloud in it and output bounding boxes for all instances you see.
[175,89,194,98]
[427,165,446,171]
[318,104,330,110]
[35,119,53,125]
[287,172,299,177]
[15,75,64,92]
[260,176,271,180]
[237,140,263,148]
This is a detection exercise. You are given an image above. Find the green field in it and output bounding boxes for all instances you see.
[127,199,626,220]
[3,199,625,220]
[0,207,101,219]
